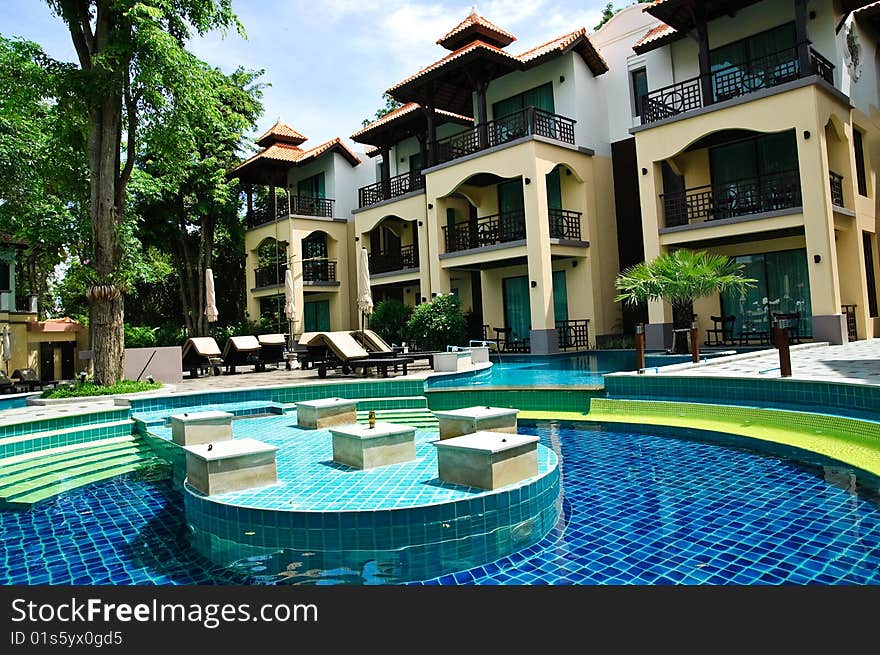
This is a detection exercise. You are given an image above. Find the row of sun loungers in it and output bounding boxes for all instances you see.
[182,330,433,379]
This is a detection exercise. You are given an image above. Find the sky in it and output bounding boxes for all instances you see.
[3,0,615,152]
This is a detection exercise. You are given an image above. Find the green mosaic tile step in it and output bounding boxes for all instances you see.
[3,460,158,509]
[0,442,153,490]
[0,449,161,504]
[353,396,428,411]
[0,407,129,438]
[585,398,880,476]
[0,420,135,461]
[0,435,136,469]
[0,436,140,484]
[355,409,437,427]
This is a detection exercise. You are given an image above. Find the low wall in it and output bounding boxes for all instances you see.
[124,346,183,384]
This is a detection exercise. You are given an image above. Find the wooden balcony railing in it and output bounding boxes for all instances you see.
[369,244,418,274]
[289,195,335,218]
[549,208,582,240]
[358,171,425,208]
[302,258,337,283]
[640,46,834,125]
[661,170,802,228]
[829,171,845,207]
[556,318,590,350]
[433,106,576,166]
[254,263,287,289]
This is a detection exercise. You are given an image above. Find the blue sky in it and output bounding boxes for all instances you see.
[4,1,614,151]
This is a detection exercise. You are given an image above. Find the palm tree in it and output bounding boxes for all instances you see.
[616,250,757,354]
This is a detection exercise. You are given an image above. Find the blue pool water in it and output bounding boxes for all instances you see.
[2,422,879,585]
[427,351,699,388]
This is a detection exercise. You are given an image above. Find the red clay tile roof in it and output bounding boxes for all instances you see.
[437,9,516,50]
[232,137,360,177]
[256,119,308,147]
[350,102,472,140]
[387,40,519,95]
[632,22,683,53]
[518,27,608,74]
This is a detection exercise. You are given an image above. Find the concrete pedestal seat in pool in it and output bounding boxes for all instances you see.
[434,406,519,440]
[296,398,356,429]
[330,422,416,469]
[434,431,538,490]
[184,438,278,496]
[171,410,233,446]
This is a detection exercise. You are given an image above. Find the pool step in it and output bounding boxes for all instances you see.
[354,396,429,411]
[0,419,135,462]
[132,400,293,433]
[356,408,438,428]
[0,436,165,509]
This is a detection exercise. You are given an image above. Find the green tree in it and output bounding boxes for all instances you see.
[406,294,466,351]
[361,92,403,127]
[615,250,756,353]
[45,0,244,384]
[594,1,653,31]
[369,299,413,345]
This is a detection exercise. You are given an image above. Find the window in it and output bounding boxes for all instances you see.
[492,82,554,119]
[297,172,325,199]
[630,68,648,117]
[864,232,878,317]
[854,128,868,197]
[259,295,286,333]
[552,270,568,323]
[546,167,563,211]
[0,263,10,292]
[409,153,421,174]
[502,276,530,341]
[304,300,331,332]
[710,23,797,102]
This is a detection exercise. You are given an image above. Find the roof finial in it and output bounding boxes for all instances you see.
[470,5,478,16]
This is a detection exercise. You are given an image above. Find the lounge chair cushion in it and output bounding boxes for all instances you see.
[184,337,222,358]
[258,334,286,346]
[223,336,261,358]
[353,329,394,354]
[305,331,369,361]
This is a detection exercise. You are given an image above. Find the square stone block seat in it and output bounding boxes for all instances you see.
[171,410,233,446]
[330,422,416,470]
[434,431,539,490]
[184,438,278,496]
[296,397,356,429]
[433,406,519,440]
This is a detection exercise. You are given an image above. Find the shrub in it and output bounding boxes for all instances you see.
[155,324,187,347]
[406,293,467,351]
[42,379,162,399]
[369,299,412,345]
[124,325,158,348]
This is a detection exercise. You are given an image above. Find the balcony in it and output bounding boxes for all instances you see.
[443,211,525,253]
[640,46,834,126]
[247,195,336,228]
[433,106,576,166]
[254,263,287,289]
[829,171,844,207]
[549,209,583,240]
[358,171,425,208]
[303,258,337,283]
[369,245,418,275]
[661,170,802,228]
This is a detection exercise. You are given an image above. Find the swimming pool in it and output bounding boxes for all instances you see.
[2,420,878,585]
[427,351,702,388]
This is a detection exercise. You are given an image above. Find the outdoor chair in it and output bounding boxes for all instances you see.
[221,336,263,374]
[351,329,437,368]
[772,312,802,344]
[705,315,736,346]
[181,337,224,378]
[11,368,45,391]
[0,371,16,393]
[257,334,287,369]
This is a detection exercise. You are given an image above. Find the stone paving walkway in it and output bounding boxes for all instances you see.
[660,339,880,386]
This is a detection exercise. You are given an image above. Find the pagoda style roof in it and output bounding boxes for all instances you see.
[255,119,307,147]
[437,8,517,50]
[231,134,360,185]
[351,102,473,148]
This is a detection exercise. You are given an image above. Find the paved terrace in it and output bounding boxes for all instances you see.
[651,339,880,386]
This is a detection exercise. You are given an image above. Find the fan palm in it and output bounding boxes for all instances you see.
[616,250,756,353]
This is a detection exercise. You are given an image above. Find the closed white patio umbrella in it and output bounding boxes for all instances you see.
[284,267,296,342]
[204,268,219,323]
[1,326,9,375]
[357,247,373,333]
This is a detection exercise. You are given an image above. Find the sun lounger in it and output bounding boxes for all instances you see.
[11,368,46,391]
[0,371,17,393]
[222,335,262,374]
[181,337,224,378]
[257,334,287,369]
[305,331,414,378]
[351,329,437,368]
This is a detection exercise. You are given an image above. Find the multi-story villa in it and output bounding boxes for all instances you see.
[237,1,880,352]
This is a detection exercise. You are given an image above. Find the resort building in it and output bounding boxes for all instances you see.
[231,122,372,335]
[237,0,880,352]
[629,0,880,348]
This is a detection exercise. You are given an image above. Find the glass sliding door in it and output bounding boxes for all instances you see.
[503,275,531,342]
[721,249,812,339]
[710,22,796,101]
[552,270,568,323]
[497,179,525,241]
[304,300,330,332]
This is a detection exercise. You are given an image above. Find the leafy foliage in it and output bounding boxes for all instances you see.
[369,299,413,345]
[123,325,158,348]
[594,1,653,31]
[41,379,162,399]
[406,294,467,351]
[361,93,403,127]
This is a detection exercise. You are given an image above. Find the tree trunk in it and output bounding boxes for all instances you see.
[671,301,695,355]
